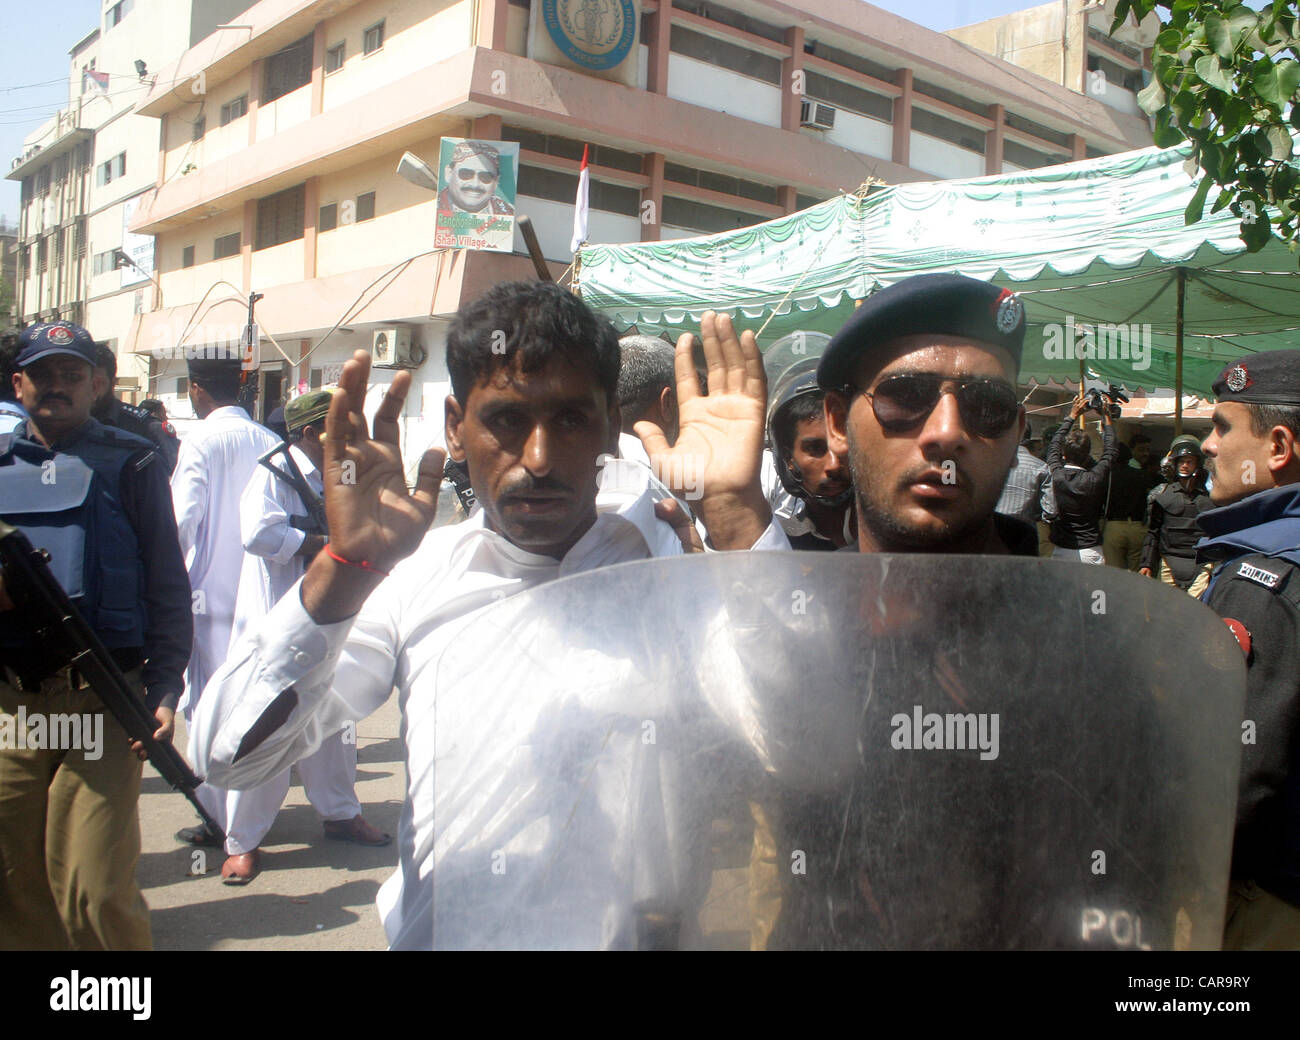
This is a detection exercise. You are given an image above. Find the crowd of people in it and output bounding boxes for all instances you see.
[1,271,1298,951]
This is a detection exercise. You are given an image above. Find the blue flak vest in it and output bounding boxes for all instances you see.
[0,420,152,651]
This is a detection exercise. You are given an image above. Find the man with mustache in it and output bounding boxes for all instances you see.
[0,321,191,949]
[1193,350,1300,949]
[819,273,1037,557]
[192,280,784,947]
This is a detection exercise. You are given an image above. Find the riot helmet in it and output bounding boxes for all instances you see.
[1167,435,1204,462]
[765,334,852,508]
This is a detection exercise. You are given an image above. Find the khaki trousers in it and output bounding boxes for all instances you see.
[1223,879,1300,950]
[0,668,151,951]
[1159,559,1213,599]
[1102,520,1146,571]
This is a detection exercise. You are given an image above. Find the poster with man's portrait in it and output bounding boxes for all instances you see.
[434,138,520,252]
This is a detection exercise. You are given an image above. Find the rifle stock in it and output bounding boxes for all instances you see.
[0,519,225,842]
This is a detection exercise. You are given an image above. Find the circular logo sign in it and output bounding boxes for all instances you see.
[47,325,73,345]
[542,0,636,72]
[1225,364,1249,393]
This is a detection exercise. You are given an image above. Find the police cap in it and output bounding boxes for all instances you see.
[285,390,333,433]
[15,322,98,368]
[817,273,1026,391]
[1211,350,1300,406]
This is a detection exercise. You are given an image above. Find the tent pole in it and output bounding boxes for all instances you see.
[1175,267,1186,436]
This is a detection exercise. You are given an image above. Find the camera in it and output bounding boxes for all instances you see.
[1084,383,1128,420]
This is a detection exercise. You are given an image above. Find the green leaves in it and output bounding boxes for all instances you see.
[1138,1,1300,252]
[1205,10,1232,56]
[1195,53,1235,92]
[1185,175,1214,224]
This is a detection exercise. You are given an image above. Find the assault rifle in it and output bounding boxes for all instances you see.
[257,442,328,536]
[0,519,225,841]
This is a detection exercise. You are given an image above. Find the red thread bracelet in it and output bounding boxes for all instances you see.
[324,544,390,577]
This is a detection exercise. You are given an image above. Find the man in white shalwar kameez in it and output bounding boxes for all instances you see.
[193,282,787,946]
[229,390,390,853]
[170,353,282,883]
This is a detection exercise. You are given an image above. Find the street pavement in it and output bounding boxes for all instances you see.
[137,694,403,951]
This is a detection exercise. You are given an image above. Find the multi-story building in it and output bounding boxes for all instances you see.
[107,0,1153,452]
[5,0,253,398]
[946,0,1161,119]
[0,217,17,324]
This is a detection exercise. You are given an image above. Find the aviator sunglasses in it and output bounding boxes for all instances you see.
[847,373,1020,437]
[456,167,498,183]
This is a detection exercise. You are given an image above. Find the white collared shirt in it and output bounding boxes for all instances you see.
[193,486,787,948]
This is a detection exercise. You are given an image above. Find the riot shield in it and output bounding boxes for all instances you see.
[429,554,1245,950]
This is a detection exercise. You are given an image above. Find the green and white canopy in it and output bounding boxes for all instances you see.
[578,143,1300,397]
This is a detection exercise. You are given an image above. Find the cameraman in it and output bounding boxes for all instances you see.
[1045,391,1117,564]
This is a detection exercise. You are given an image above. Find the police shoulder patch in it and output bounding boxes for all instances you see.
[1237,561,1281,589]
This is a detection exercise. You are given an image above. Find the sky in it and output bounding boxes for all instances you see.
[0,0,104,226]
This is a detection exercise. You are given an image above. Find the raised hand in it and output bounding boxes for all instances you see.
[635,312,771,550]
[303,350,445,622]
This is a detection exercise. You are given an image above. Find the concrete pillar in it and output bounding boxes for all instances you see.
[782,25,805,132]
[986,103,1004,176]
[647,0,673,95]
[241,199,255,291]
[1069,133,1086,161]
[310,22,326,115]
[475,0,509,50]
[304,176,319,280]
[778,185,798,214]
[642,152,664,242]
[892,68,912,169]
[247,59,263,147]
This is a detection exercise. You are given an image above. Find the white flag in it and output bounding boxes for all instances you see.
[570,144,589,254]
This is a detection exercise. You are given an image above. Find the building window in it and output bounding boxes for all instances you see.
[220,95,248,126]
[1003,140,1060,169]
[669,26,780,84]
[73,219,86,259]
[97,151,126,186]
[517,165,639,215]
[192,116,206,141]
[319,203,338,231]
[662,196,762,234]
[911,108,985,154]
[255,184,306,250]
[213,232,241,259]
[92,249,117,276]
[182,244,195,268]
[804,71,893,124]
[75,141,91,172]
[36,167,50,197]
[176,378,189,395]
[363,20,385,55]
[53,229,64,268]
[326,42,345,73]
[663,163,778,205]
[310,368,323,389]
[106,0,131,29]
[263,33,314,104]
[38,239,48,272]
[355,191,376,222]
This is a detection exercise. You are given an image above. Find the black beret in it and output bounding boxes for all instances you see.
[1211,350,1300,406]
[817,273,1026,390]
[186,348,244,381]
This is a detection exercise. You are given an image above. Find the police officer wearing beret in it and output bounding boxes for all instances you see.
[1193,349,1300,950]
[91,342,180,473]
[0,321,192,950]
[818,273,1037,556]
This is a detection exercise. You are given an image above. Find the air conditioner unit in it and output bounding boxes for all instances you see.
[372,325,416,368]
[800,99,836,131]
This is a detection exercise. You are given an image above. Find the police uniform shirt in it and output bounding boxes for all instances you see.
[2,418,192,710]
[102,398,179,474]
[1197,482,1300,905]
